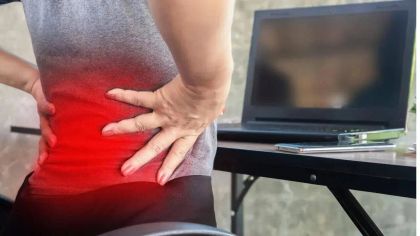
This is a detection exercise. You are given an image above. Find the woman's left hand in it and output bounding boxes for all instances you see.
[102,75,228,185]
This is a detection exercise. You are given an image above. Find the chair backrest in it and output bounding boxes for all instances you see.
[100,222,235,236]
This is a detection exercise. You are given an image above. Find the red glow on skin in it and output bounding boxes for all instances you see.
[29,66,170,195]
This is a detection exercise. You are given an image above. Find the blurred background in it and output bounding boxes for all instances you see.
[0,0,415,235]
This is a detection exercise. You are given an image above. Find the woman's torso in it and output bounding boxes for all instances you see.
[22,0,217,195]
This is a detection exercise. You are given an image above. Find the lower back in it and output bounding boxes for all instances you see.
[29,68,170,195]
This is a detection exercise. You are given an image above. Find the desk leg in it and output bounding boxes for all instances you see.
[231,173,244,235]
[328,186,383,236]
[231,173,259,236]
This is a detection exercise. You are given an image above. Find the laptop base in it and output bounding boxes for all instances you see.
[217,123,339,143]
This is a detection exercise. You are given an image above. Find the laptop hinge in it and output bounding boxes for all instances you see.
[248,119,387,129]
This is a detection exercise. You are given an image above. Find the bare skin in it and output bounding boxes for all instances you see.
[102,0,235,185]
[0,50,56,166]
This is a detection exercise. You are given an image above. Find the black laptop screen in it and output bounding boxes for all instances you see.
[251,10,408,109]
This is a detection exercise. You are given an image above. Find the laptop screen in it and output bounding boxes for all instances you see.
[251,10,409,110]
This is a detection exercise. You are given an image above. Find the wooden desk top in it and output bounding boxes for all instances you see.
[217,141,416,168]
[215,138,416,197]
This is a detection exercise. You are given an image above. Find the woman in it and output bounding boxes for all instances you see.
[1,0,234,235]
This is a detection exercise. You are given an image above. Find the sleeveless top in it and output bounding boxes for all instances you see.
[21,0,217,195]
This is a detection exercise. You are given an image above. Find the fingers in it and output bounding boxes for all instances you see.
[103,88,161,136]
[32,80,55,115]
[32,137,48,171]
[38,137,48,165]
[121,129,178,176]
[32,79,56,149]
[40,114,57,147]
[106,88,156,108]
[38,115,55,166]
[38,102,55,116]
[102,112,161,136]
[37,99,55,116]
[157,135,197,185]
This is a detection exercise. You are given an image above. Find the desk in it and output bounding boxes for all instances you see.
[214,141,416,236]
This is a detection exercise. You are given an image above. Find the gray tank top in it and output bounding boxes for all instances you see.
[21,0,216,195]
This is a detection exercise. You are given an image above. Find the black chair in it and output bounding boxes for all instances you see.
[0,197,233,236]
[101,222,235,236]
[0,195,13,231]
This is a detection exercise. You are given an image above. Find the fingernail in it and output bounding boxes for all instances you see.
[102,124,115,136]
[158,172,169,186]
[157,171,165,185]
[106,90,117,98]
[121,163,135,176]
[121,163,130,176]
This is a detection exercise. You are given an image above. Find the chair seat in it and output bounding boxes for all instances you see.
[100,222,234,236]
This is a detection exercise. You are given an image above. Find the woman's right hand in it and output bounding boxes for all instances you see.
[29,78,56,165]
[0,50,56,165]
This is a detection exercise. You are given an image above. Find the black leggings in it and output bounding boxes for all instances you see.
[2,174,216,235]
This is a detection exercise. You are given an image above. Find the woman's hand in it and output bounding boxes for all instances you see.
[29,78,56,165]
[102,75,228,185]
[0,50,56,166]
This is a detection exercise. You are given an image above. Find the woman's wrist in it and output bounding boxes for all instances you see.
[22,67,40,95]
[182,59,233,100]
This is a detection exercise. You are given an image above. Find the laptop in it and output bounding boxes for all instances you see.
[218,0,416,142]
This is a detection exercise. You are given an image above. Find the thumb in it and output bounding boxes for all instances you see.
[32,80,55,115]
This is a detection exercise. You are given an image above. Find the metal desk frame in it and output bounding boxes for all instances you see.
[214,142,416,236]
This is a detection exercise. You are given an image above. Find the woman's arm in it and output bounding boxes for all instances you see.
[148,0,234,90]
[0,49,56,163]
[0,49,39,93]
[102,0,235,184]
